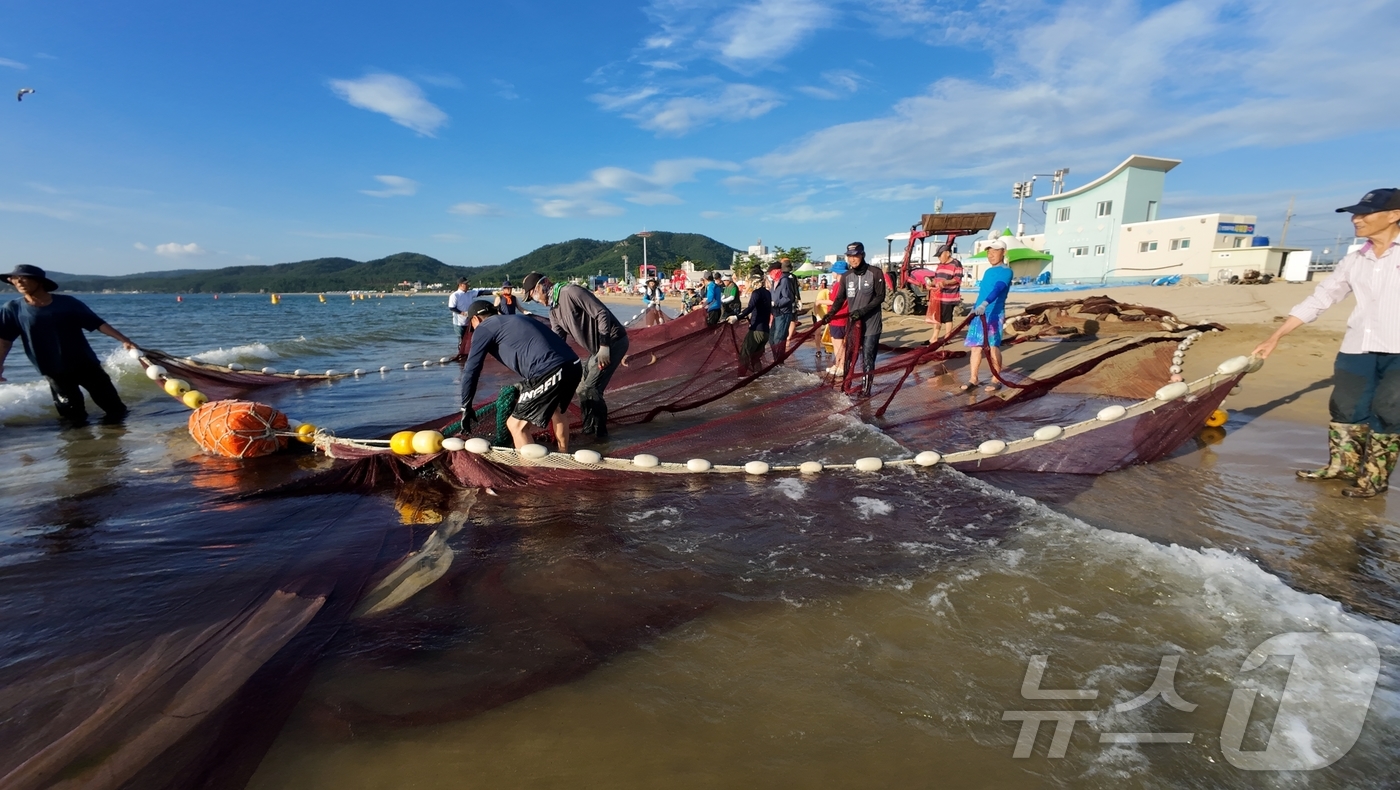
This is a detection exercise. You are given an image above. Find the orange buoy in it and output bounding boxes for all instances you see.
[1204,409,1228,427]
[188,400,290,458]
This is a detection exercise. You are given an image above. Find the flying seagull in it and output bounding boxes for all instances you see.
[17,88,34,102]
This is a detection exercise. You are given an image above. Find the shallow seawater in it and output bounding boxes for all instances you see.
[1,294,1397,788]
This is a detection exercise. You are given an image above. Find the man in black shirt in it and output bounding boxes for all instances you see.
[733,273,771,373]
[520,271,630,442]
[827,242,886,396]
[459,300,582,451]
[0,264,139,425]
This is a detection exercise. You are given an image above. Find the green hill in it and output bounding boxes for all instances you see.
[50,232,741,293]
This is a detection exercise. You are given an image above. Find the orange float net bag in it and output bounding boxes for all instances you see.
[189,400,290,458]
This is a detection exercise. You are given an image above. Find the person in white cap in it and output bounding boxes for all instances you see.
[960,239,1013,393]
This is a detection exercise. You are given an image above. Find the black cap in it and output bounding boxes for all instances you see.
[458,276,470,285]
[465,299,498,318]
[936,243,954,256]
[520,272,545,300]
[1336,188,1400,215]
[3,264,59,291]
[846,242,865,256]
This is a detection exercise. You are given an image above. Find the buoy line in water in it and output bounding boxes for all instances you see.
[302,354,1261,478]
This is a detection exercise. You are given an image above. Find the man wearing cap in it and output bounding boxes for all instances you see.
[926,244,964,345]
[827,242,886,396]
[0,264,139,425]
[449,277,482,352]
[719,273,740,318]
[1253,187,1400,498]
[494,281,521,315]
[458,300,582,452]
[770,259,800,356]
[520,271,630,442]
[962,239,1014,393]
[642,277,665,308]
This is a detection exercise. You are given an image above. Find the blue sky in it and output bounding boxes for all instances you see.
[1,0,1395,275]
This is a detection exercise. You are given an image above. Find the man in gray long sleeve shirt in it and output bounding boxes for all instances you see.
[521,271,631,442]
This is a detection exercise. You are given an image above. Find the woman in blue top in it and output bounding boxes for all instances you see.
[962,240,1014,393]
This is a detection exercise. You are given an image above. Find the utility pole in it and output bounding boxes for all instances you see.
[621,255,628,287]
[637,230,653,284]
[1280,196,1295,246]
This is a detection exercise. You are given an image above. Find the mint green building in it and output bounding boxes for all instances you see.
[1036,155,1181,282]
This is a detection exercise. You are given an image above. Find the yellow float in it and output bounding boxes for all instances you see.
[1204,409,1228,428]
[389,430,418,455]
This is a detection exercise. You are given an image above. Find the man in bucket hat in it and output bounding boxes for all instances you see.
[1254,188,1400,497]
[0,264,140,425]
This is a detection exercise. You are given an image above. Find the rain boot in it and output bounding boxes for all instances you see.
[860,373,874,398]
[1297,422,1369,481]
[1343,432,1400,499]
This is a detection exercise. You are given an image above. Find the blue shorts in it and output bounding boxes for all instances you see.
[964,313,1003,348]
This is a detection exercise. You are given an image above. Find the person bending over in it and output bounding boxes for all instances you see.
[458,300,582,451]
[521,271,630,442]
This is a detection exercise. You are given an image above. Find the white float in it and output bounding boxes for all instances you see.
[1216,356,1250,375]
[978,439,1007,455]
[574,449,603,464]
[854,457,883,472]
[687,458,714,472]
[1155,382,1189,401]
[914,451,941,466]
[228,362,245,371]
[145,365,167,381]
[1169,365,1183,374]
[744,460,771,475]
[325,370,338,377]
[464,437,491,454]
[632,453,660,468]
[1097,404,1128,421]
[353,369,365,376]
[403,363,413,370]
[441,437,467,452]
[1033,425,1064,441]
[520,443,549,459]
[380,366,390,373]
[293,369,309,376]
[799,461,823,474]
[127,348,141,359]
[439,357,451,364]
[261,366,278,375]
[1245,356,1265,374]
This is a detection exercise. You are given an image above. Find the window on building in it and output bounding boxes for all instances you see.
[1056,207,1071,223]
[1170,238,1191,250]
[1070,246,1089,257]
[1096,201,1112,217]
[1139,241,1159,253]
[1146,200,1158,221]
[1094,245,1106,256]
[1232,237,1245,248]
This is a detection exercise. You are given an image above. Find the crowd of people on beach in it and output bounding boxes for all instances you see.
[6,188,1400,498]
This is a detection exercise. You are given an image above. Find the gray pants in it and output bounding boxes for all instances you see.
[579,334,630,437]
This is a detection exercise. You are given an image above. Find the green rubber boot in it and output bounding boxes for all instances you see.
[1344,433,1400,498]
[1297,422,1370,481]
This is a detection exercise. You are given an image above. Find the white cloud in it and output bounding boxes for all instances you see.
[714,0,836,67]
[0,57,27,70]
[755,0,1400,184]
[329,73,448,136]
[133,242,148,251]
[700,210,727,219]
[594,82,781,136]
[493,79,520,100]
[862,183,942,202]
[0,202,74,220]
[766,205,842,222]
[360,175,419,198]
[798,69,864,100]
[448,202,503,217]
[155,242,206,258]
[518,158,740,218]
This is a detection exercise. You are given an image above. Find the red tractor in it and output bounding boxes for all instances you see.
[882,212,996,315]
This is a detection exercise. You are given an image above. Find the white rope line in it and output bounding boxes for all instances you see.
[309,353,1261,476]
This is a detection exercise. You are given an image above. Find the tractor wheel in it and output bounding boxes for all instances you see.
[890,289,915,315]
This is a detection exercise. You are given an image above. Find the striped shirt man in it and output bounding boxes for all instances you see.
[1289,238,1400,353]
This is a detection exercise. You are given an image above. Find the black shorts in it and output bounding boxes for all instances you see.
[512,360,582,427]
[936,301,957,323]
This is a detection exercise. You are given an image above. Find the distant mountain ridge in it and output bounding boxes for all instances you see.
[47,232,740,293]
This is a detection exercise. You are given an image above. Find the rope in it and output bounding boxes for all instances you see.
[441,385,520,445]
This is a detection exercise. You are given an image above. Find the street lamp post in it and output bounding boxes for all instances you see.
[637,230,653,284]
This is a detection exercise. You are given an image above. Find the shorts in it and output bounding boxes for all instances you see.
[511,360,582,427]
[964,313,1003,348]
[936,301,957,323]
[829,324,847,340]
[706,309,721,326]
